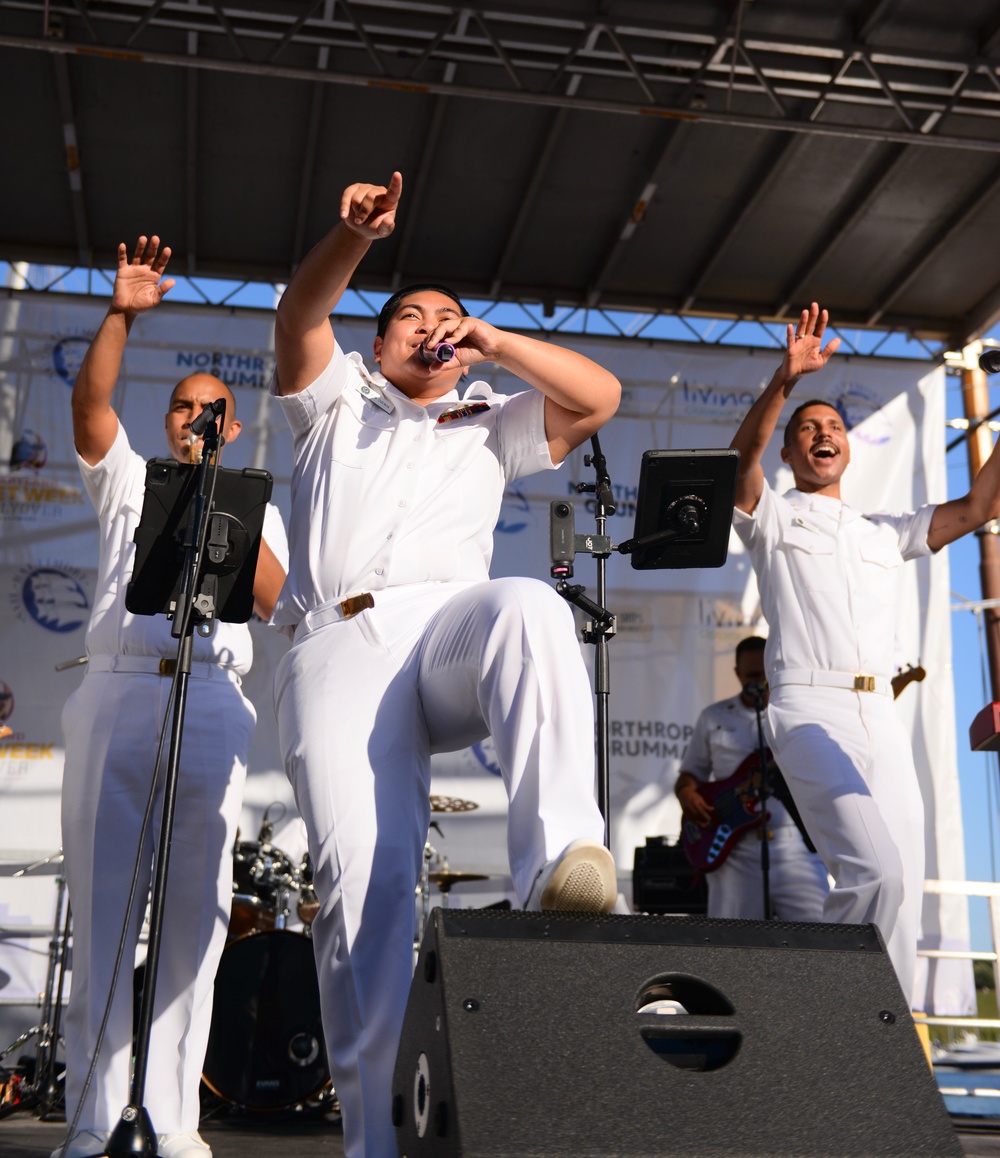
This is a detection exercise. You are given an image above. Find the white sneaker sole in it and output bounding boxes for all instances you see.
[539,840,617,913]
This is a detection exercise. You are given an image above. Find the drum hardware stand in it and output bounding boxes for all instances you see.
[416,823,444,940]
[97,403,267,1158]
[0,858,71,1120]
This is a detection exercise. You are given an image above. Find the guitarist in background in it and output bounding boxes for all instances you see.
[675,636,829,920]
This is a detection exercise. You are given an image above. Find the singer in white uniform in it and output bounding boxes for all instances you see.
[271,171,621,1158]
[675,636,829,920]
[55,238,287,1158]
[730,302,1000,1004]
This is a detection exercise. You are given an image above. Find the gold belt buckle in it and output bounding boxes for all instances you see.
[158,658,176,676]
[854,674,876,693]
[339,593,375,620]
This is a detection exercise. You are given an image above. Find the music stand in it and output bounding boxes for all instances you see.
[552,445,739,849]
[616,448,740,569]
[103,422,271,1158]
[126,458,272,624]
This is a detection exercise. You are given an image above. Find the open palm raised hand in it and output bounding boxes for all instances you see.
[111,235,175,316]
[783,301,841,381]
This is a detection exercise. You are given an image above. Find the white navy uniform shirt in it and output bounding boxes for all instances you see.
[79,421,288,673]
[271,343,555,630]
[732,482,935,682]
[683,693,794,827]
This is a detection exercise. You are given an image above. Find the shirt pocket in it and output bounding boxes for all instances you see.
[329,396,395,469]
[707,724,750,774]
[858,525,905,603]
[858,526,905,569]
[779,519,837,592]
[433,419,492,472]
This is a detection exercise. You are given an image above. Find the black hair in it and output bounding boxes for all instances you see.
[376,283,469,337]
[735,635,766,663]
[782,399,842,447]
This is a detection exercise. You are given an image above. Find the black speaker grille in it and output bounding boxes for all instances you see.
[438,907,885,952]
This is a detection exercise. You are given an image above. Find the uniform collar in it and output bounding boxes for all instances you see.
[784,487,863,524]
[360,355,495,414]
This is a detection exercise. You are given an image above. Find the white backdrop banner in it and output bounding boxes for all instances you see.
[0,295,970,1013]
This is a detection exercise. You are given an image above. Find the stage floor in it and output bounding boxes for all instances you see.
[1,1113,345,1158]
[3,1115,1000,1157]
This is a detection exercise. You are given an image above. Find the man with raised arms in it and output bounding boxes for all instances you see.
[55,237,286,1158]
[271,171,621,1156]
[730,302,1000,1004]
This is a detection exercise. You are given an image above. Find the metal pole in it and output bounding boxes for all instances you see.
[961,359,1000,700]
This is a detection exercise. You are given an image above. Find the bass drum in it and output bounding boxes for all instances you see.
[202,930,331,1110]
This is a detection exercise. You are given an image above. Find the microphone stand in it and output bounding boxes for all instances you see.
[748,684,773,921]
[103,416,225,1158]
[552,434,616,847]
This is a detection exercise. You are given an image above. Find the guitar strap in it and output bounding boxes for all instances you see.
[767,767,818,854]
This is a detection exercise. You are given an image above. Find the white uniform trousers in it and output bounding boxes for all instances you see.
[706,825,829,921]
[765,685,924,1003]
[274,577,606,1158]
[61,669,253,1135]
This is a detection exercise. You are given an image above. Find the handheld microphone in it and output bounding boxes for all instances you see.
[979,349,1000,375]
[419,341,457,365]
[189,398,226,437]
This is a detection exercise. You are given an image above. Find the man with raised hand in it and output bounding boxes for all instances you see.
[730,301,1000,1004]
[55,237,286,1158]
[271,171,621,1156]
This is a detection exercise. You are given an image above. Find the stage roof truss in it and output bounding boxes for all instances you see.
[4,1,1000,347]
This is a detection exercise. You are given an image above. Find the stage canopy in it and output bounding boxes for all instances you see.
[3,0,1000,345]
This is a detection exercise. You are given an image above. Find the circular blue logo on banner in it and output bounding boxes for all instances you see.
[471,738,503,778]
[21,567,90,633]
[52,335,92,386]
[496,484,530,535]
[10,429,47,471]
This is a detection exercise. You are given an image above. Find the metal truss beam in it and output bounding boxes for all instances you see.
[4,1,1000,154]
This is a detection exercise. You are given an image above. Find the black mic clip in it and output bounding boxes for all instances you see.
[190,398,227,438]
[744,680,768,708]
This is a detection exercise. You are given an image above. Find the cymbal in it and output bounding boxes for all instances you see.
[428,870,489,892]
[429,795,479,813]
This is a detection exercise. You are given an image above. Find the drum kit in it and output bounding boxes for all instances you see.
[205,794,488,1114]
[0,795,488,1121]
[415,796,492,939]
[202,822,331,1113]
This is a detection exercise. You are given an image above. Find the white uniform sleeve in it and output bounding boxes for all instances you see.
[76,420,143,522]
[493,388,557,482]
[731,477,782,554]
[271,342,353,439]
[866,503,936,561]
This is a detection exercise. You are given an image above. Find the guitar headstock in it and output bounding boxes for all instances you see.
[891,663,926,700]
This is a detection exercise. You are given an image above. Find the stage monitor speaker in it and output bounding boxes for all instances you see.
[392,909,959,1157]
